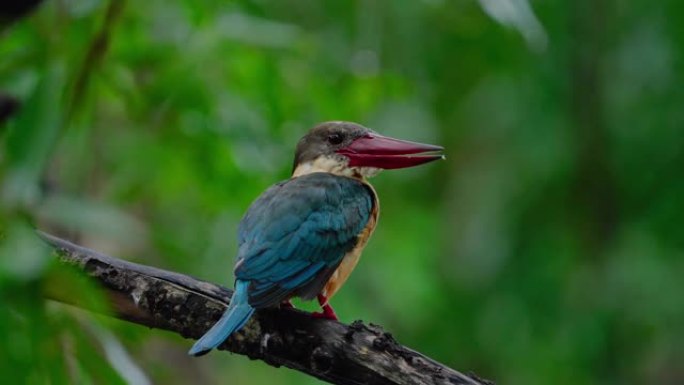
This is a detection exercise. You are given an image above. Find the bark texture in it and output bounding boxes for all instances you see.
[39,231,493,385]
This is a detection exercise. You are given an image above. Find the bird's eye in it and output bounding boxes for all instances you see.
[327,133,344,145]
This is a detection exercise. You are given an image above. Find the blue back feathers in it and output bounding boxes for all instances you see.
[235,172,374,308]
[188,172,374,356]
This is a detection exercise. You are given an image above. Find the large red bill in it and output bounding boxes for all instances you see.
[336,133,444,169]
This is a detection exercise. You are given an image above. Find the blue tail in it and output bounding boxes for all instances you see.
[188,280,255,356]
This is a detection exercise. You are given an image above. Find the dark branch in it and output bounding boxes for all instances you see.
[68,0,126,119]
[38,231,493,385]
[0,93,20,127]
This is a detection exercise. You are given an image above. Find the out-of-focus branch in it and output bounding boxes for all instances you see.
[68,0,126,119]
[38,231,493,385]
[569,0,619,254]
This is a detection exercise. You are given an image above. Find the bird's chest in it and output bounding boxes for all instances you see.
[323,193,379,299]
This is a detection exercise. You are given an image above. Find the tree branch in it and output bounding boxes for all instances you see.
[38,231,493,385]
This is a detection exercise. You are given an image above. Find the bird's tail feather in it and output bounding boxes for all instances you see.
[188,280,255,356]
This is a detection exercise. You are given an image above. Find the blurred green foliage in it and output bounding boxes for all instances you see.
[1,0,683,384]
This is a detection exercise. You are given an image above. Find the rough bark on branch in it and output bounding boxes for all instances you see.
[39,231,493,385]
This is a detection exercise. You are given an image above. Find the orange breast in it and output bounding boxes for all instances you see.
[322,185,379,299]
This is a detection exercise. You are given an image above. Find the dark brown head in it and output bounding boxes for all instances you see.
[292,121,444,178]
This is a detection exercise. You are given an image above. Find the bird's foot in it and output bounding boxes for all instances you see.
[311,305,338,320]
[280,299,295,309]
[311,293,338,320]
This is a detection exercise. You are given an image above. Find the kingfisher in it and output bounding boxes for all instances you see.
[189,121,444,356]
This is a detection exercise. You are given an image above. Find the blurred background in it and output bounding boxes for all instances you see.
[1,0,683,384]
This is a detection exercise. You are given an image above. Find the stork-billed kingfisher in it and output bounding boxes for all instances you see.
[189,121,444,356]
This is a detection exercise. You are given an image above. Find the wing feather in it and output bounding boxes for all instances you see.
[234,173,373,308]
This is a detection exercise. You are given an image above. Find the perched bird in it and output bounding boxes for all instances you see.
[189,121,444,356]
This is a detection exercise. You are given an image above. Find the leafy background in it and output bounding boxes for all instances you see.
[1,0,683,384]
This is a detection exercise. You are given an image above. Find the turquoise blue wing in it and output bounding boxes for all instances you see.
[234,173,374,308]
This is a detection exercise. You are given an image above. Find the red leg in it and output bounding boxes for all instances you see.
[280,299,295,309]
[311,293,338,321]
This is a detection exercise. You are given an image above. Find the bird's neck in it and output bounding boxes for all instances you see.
[292,156,380,180]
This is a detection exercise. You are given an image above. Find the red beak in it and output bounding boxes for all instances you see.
[336,133,444,169]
